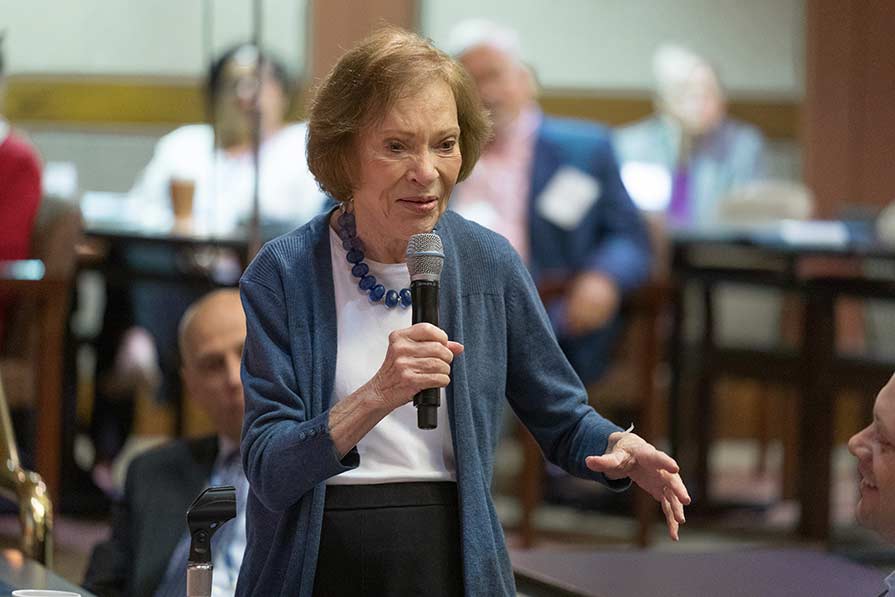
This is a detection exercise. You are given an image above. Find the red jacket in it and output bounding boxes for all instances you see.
[0,129,42,344]
[0,130,42,260]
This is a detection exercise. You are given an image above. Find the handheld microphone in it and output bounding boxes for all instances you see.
[406,232,445,430]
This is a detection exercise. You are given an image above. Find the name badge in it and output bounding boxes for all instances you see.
[536,166,601,230]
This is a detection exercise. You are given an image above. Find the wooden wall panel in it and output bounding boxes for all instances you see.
[803,0,895,217]
[307,0,417,82]
[5,76,799,141]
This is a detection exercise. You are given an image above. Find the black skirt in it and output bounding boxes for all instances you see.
[312,481,463,596]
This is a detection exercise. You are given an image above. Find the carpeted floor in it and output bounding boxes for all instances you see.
[2,438,893,589]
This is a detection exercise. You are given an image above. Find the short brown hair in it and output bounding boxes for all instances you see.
[307,26,491,202]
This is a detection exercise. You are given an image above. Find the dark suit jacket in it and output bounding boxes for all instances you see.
[527,116,652,384]
[83,436,218,597]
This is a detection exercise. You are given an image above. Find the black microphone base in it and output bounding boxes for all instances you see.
[417,406,438,430]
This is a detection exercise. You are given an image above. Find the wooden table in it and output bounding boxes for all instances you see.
[667,223,895,543]
[510,548,886,597]
[0,548,95,595]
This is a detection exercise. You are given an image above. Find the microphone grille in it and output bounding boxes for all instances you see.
[406,233,444,281]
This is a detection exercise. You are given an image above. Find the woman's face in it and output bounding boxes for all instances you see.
[351,79,462,262]
[214,60,287,146]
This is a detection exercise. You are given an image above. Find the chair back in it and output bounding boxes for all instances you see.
[1,196,82,398]
[31,195,84,279]
[877,201,895,245]
[0,373,54,565]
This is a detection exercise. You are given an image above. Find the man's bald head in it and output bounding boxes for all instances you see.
[178,289,246,443]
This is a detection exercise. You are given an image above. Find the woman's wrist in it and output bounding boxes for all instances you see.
[328,382,391,458]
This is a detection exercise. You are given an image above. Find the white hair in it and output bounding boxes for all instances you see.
[652,43,710,99]
[444,18,523,62]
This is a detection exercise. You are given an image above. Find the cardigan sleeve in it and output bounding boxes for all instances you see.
[502,248,630,490]
[240,257,358,512]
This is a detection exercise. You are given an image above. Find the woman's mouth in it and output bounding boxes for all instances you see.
[398,196,439,213]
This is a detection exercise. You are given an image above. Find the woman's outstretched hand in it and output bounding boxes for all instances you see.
[585,432,691,540]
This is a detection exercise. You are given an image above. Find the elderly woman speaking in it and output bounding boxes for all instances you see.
[237,27,689,596]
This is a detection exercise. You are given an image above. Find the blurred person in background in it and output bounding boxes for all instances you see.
[0,32,43,345]
[84,289,248,597]
[446,18,651,388]
[614,43,766,227]
[848,372,895,597]
[90,43,328,494]
[130,42,326,234]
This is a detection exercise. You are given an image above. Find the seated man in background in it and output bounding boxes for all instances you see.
[446,19,652,387]
[848,372,895,597]
[613,43,766,227]
[0,33,42,344]
[84,289,248,597]
[91,43,327,488]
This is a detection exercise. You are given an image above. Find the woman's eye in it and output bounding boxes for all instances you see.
[439,139,457,152]
[387,141,405,153]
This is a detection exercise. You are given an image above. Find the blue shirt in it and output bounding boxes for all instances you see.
[236,210,628,596]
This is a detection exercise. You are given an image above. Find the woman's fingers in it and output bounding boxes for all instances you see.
[661,494,680,541]
[410,357,452,377]
[446,340,465,355]
[666,471,692,505]
[404,322,449,343]
[638,446,680,474]
[664,486,686,524]
[585,452,623,473]
[376,325,463,409]
[396,340,457,362]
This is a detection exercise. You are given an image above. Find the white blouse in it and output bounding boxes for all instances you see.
[326,227,456,485]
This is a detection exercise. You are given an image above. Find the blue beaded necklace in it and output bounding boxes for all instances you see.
[337,208,412,309]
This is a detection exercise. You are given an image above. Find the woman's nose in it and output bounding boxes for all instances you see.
[407,151,439,186]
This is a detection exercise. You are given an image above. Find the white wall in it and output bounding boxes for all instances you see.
[3,0,802,94]
[2,0,308,77]
[423,0,804,98]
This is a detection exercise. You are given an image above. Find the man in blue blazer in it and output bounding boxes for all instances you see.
[447,19,652,385]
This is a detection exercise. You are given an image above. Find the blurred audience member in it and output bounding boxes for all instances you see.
[84,289,248,597]
[131,43,326,234]
[848,372,895,597]
[447,19,651,385]
[91,44,327,486]
[614,44,766,227]
[0,34,43,344]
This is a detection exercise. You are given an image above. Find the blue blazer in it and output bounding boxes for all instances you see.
[527,116,652,383]
[236,210,627,596]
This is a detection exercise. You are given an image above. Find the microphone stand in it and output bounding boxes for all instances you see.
[247,0,264,261]
[186,486,237,597]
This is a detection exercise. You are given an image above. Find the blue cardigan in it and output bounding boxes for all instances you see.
[236,210,627,596]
